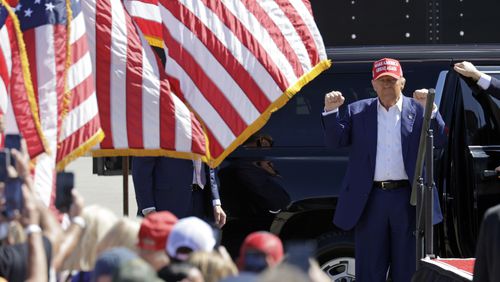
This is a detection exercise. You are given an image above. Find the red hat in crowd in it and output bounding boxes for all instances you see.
[372,58,403,80]
[137,211,178,251]
[238,231,284,269]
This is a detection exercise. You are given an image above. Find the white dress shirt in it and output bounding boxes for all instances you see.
[477,73,492,90]
[373,97,409,181]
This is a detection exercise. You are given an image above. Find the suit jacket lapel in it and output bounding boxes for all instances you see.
[401,96,416,160]
[363,99,378,171]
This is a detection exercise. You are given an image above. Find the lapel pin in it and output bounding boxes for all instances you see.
[408,114,414,120]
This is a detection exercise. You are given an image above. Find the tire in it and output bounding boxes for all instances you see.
[315,231,356,282]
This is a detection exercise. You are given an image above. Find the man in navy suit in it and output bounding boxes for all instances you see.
[132,157,226,228]
[322,58,446,281]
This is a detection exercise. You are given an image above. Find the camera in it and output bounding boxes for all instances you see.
[55,172,75,213]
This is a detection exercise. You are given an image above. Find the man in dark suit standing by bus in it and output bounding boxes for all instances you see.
[322,58,447,281]
[132,157,226,228]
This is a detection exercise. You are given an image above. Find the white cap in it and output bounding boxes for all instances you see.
[166,217,216,260]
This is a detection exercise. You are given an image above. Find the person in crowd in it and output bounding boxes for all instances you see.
[473,204,500,282]
[236,231,284,274]
[158,262,205,282]
[132,157,226,228]
[92,247,140,282]
[0,140,65,281]
[165,217,216,262]
[159,216,216,280]
[60,205,118,281]
[219,133,290,258]
[52,189,86,272]
[322,58,447,281]
[187,251,238,282]
[113,256,165,282]
[453,61,500,99]
[136,211,178,272]
[96,217,141,256]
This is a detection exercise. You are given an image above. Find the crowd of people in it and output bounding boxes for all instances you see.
[0,58,499,282]
[0,135,330,282]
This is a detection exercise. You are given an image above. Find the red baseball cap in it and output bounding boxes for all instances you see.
[372,58,403,80]
[137,211,178,251]
[238,231,284,269]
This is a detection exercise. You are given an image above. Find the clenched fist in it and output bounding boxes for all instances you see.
[324,91,345,112]
[413,88,436,110]
[453,61,481,81]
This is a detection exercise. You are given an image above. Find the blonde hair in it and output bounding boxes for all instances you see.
[96,217,141,256]
[61,205,118,271]
[188,251,238,282]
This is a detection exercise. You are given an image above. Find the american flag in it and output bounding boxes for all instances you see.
[124,0,163,48]
[159,0,330,167]
[14,0,103,205]
[0,1,48,158]
[80,0,207,160]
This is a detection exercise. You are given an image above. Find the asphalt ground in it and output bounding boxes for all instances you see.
[66,156,138,218]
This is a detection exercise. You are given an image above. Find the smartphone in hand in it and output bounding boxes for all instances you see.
[4,134,21,167]
[0,150,9,182]
[55,172,75,213]
[4,178,23,219]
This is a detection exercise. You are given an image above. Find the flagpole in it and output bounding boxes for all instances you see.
[122,157,129,216]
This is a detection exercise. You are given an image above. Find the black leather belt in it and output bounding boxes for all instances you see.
[373,180,410,190]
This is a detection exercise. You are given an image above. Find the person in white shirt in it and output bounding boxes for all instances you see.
[322,58,447,282]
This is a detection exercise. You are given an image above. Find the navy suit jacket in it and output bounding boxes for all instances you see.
[131,157,220,218]
[322,96,446,231]
[485,76,500,100]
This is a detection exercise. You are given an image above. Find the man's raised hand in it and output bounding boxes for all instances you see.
[413,88,429,108]
[324,91,345,112]
[453,61,482,81]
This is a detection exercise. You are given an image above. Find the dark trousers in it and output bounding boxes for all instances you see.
[355,186,416,282]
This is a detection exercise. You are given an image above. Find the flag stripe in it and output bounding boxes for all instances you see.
[124,8,144,149]
[173,95,192,152]
[0,22,12,78]
[109,1,129,149]
[158,79,176,150]
[95,0,114,148]
[23,29,38,101]
[35,25,65,138]
[69,10,86,45]
[140,37,160,149]
[131,17,161,39]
